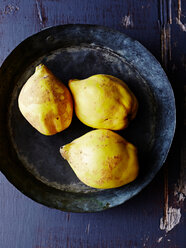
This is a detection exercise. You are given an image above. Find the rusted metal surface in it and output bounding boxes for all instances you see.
[0,0,185,247]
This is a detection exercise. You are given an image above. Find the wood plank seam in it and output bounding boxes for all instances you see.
[159,0,172,69]
[159,0,172,232]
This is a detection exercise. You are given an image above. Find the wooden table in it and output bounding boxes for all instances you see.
[0,1,185,247]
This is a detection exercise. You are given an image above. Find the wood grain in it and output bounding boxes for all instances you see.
[0,0,185,247]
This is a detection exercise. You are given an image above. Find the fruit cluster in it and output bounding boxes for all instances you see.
[18,64,139,189]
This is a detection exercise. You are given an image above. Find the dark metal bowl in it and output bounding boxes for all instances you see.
[0,25,176,212]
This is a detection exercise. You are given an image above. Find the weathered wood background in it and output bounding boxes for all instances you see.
[0,0,185,247]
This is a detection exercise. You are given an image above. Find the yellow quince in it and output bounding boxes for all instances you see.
[18,64,73,135]
[69,74,138,130]
[60,129,139,189]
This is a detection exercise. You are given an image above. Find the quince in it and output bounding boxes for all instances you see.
[60,129,139,189]
[18,64,73,135]
[69,74,138,130]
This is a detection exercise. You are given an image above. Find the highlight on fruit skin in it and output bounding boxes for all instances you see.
[18,64,73,135]
[60,129,139,189]
[68,74,138,130]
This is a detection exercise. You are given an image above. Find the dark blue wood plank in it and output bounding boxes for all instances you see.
[0,0,185,247]
[0,0,161,64]
[0,173,166,248]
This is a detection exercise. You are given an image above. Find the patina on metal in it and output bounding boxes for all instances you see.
[0,25,176,212]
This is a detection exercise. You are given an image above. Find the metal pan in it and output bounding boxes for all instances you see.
[0,25,176,212]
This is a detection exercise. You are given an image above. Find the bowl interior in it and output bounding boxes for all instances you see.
[8,45,155,193]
